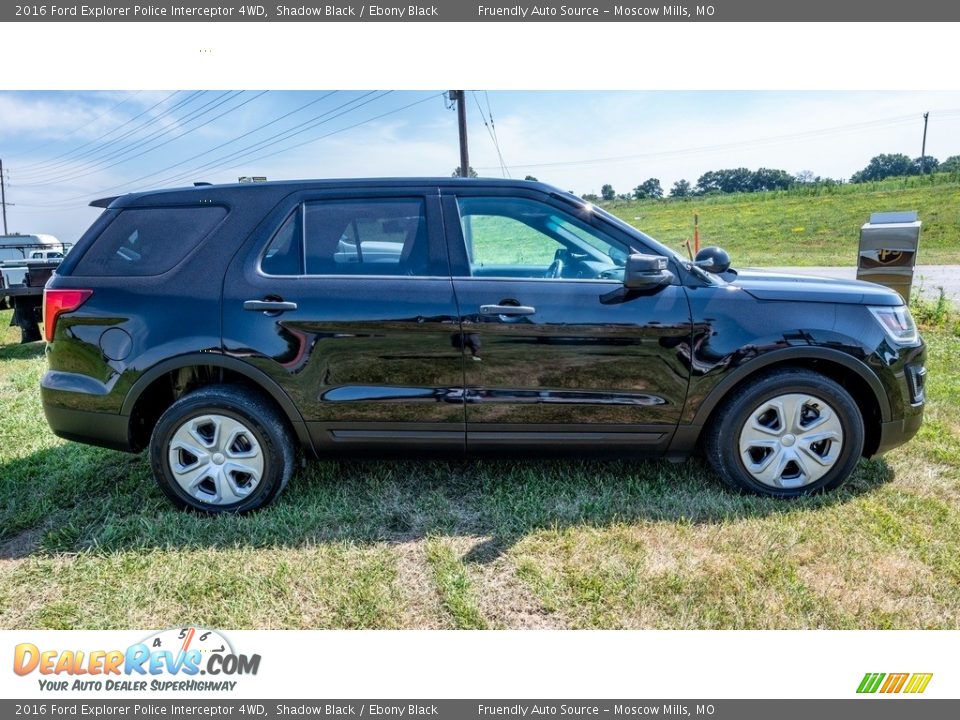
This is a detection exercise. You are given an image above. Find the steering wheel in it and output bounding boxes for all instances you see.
[544,257,565,279]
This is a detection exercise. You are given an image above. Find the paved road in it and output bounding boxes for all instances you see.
[762,265,960,303]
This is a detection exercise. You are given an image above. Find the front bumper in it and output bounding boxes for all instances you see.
[870,411,924,459]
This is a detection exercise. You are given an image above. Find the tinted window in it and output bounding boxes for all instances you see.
[456,197,629,280]
[261,209,303,276]
[260,199,431,277]
[73,206,226,276]
[305,199,429,276]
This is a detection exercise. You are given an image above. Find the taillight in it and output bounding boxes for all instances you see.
[43,288,92,342]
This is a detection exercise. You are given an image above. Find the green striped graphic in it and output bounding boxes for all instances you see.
[857,672,886,693]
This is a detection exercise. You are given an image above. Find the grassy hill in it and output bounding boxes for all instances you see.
[601,173,960,266]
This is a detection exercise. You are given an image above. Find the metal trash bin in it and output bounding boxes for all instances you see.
[857,211,921,302]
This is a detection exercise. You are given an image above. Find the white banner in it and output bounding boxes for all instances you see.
[2,630,956,699]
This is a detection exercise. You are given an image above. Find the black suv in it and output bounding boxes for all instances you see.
[41,178,926,512]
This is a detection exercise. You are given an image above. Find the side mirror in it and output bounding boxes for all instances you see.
[623,253,674,290]
[694,246,731,273]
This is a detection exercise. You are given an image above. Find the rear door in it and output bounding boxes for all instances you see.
[441,187,692,456]
[222,187,465,456]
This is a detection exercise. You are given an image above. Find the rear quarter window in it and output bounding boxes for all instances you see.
[72,206,227,276]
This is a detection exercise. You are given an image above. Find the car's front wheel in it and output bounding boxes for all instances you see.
[149,385,294,513]
[704,368,865,497]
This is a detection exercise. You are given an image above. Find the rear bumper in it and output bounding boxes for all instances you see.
[870,410,924,459]
[3,286,44,298]
[42,403,132,452]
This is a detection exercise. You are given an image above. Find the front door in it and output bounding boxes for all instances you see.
[441,190,692,456]
[222,188,465,456]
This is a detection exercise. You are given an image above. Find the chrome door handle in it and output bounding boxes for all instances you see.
[243,300,298,313]
[479,304,536,316]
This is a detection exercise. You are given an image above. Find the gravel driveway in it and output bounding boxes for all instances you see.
[761,265,959,303]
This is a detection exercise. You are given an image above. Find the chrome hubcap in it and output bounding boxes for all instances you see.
[168,414,264,505]
[738,393,844,489]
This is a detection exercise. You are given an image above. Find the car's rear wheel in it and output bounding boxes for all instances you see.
[149,385,294,513]
[704,368,864,497]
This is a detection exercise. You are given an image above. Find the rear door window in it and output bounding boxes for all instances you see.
[260,198,432,277]
[73,206,227,276]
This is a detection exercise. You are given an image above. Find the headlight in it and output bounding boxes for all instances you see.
[869,305,919,345]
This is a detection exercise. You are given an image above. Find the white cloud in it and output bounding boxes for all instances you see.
[6,90,960,241]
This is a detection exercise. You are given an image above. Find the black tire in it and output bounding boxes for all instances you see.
[11,298,42,343]
[19,320,42,344]
[149,385,295,513]
[703,368,864,497]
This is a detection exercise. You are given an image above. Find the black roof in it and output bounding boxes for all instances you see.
[91,177,563,209]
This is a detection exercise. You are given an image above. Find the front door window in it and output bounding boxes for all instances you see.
[456,196,629,281]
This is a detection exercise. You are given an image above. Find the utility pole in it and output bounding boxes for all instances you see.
[0,158,7,235]
[449,91,470,178]
[921,112,930,175]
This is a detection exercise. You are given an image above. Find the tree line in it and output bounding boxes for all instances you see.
[577,153,960,202]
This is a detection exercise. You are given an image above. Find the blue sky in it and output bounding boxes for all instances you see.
[2,90,959,241]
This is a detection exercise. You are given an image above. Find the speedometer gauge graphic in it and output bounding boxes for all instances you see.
[141,627,234,659]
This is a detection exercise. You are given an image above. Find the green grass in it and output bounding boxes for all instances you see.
[602,173,960,266]
[424,537,488,629]
[2,304,960,629]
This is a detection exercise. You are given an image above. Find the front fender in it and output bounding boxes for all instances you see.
[686,345,891,427]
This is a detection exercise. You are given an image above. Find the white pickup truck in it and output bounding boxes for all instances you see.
[0,234,73,342]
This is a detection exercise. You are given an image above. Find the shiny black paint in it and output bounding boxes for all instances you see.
[680,284,923,422]
[732,268,903,305]
[42,183,292,442]
[452,278,691,429]
[40,178,924,463]
[220,187,465,454]
[439,187,691,452]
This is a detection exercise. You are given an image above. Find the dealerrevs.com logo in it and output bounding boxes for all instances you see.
[13,627,260,693]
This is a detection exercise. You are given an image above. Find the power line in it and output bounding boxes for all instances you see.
[152,91,390,187]
[73,91,339,196]
[476,109,960,172]
[18,91,394,207]
[471,91,508,177]
[22,92,445,210]
[484,91,509,178]
[13,91,205,180]
[15,92,270,188]
[3,91,142,161]
[13,91,244,186]
[12,91,194,175]
[198,92,445,181]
